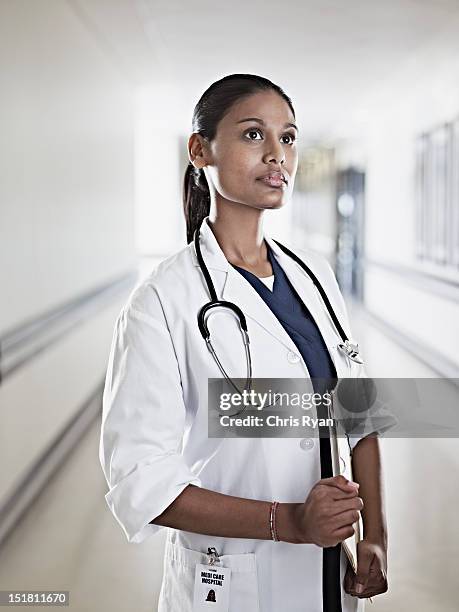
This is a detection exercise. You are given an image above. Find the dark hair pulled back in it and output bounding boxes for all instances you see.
[183,74,295,244]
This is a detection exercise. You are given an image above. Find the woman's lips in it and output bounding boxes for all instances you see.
[257,176,286,188]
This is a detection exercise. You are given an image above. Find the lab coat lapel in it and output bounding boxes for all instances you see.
[266,237,356,380]
[265,236,343,362]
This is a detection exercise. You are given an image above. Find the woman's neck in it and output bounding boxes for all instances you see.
[207,207,267,267]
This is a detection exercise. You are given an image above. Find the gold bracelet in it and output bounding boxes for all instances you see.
[269,501,280,541]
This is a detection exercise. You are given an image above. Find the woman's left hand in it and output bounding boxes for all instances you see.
[344,540,388,599]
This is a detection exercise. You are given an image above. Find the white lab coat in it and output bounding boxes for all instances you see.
[99,216,370,612]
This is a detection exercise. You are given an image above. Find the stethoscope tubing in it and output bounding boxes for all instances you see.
[193,219,361,416]
[194,220,350,345]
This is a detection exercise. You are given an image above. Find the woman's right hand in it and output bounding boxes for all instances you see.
[293,475,364,547]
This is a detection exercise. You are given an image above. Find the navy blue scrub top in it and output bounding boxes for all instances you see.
[230,240,342,612]
[230,240,337,389]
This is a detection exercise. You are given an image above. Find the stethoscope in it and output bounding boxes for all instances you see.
[193,219,363,417]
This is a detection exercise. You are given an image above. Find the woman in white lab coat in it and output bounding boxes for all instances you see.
[99,74,388,612]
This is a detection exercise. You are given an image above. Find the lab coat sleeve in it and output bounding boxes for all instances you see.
[99,284,202,544]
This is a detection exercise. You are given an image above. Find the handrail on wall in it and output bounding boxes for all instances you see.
[0,270,138,384]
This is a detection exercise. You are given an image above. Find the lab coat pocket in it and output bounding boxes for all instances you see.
[159,541,260,612]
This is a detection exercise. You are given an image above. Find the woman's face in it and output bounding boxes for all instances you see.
[197,90,298,210]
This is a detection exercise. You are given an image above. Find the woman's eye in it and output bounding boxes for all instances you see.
[245,129,263,140]
[282,133,296,145]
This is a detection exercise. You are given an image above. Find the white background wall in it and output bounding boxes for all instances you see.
[0,0,136,333]
[337,13,459,370]
[0,0,137,510]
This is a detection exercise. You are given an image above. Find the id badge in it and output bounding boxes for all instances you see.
[192,548,231,612]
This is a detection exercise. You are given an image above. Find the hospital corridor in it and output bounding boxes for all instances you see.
[1,1,459,611]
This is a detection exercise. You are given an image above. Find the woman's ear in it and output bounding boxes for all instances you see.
[188,132,210,169]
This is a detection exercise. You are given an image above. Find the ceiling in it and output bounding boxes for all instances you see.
[71,0,459,141]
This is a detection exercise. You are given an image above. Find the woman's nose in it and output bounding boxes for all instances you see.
[262,136,286,165]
